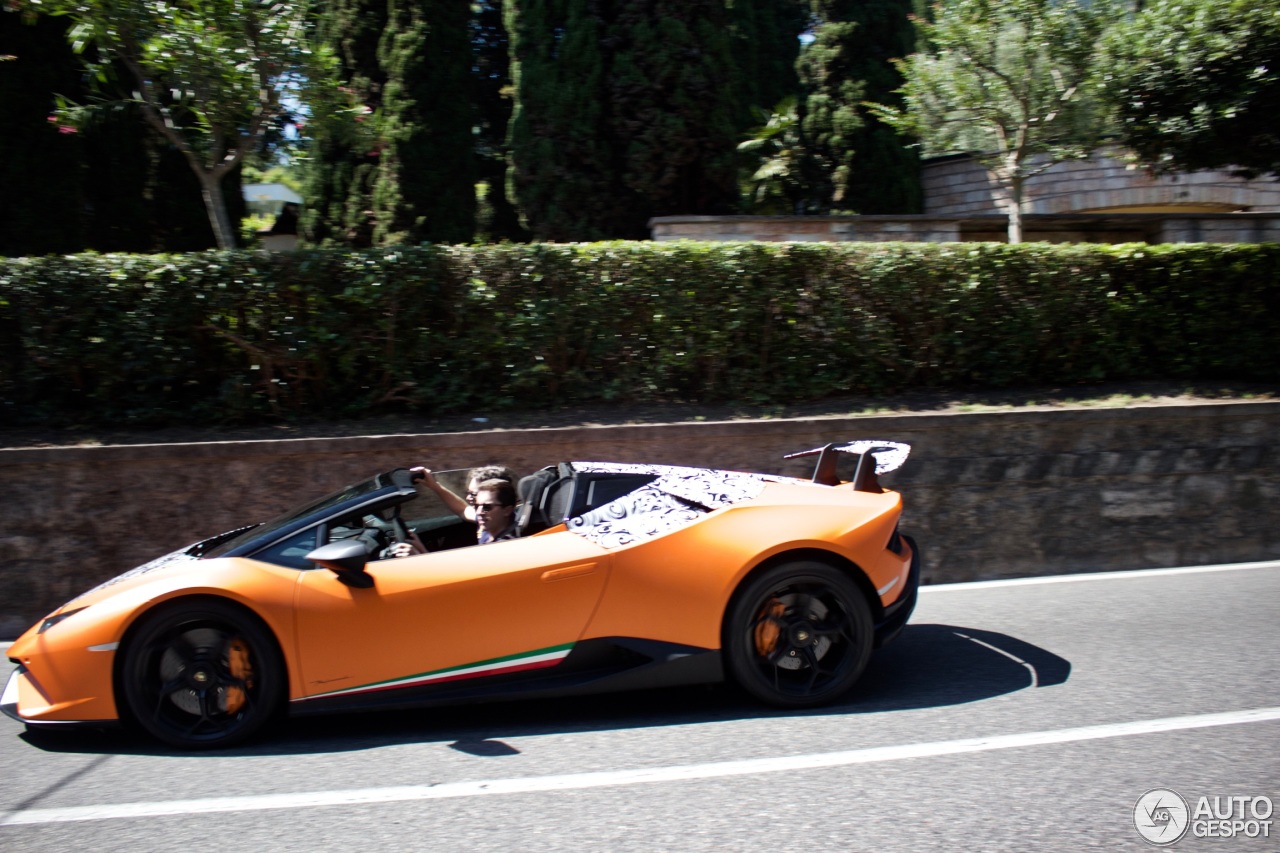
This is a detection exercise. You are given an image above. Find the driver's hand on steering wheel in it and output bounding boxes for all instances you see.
[388,542,417,559]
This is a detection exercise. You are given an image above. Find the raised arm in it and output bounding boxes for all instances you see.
[412,466,474,521]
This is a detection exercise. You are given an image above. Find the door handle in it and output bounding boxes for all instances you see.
[540,563,597,582]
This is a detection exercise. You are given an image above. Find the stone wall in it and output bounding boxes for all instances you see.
[3,402,1278,636]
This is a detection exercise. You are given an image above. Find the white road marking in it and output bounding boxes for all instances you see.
[921,560,1280,592]
[5,706,1279,826]
[951,631,1040,686]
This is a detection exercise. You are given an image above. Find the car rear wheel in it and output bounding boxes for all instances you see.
[120,599,283,749]
[725,561,873,708]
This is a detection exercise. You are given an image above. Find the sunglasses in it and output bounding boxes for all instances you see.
[473,502,512,512]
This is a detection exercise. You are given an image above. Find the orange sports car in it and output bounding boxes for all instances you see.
[3,440,918,749]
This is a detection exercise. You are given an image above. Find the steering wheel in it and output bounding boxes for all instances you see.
[389,511,413,548]
[375,506,429,555]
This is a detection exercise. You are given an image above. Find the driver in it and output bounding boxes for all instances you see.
[472,479,520,544]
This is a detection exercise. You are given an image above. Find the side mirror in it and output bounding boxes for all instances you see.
[306,540,375,588]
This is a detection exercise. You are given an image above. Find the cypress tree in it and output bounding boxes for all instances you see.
[798,0,921,214]
[307,0,475,247]
[0,11,85,256]
[374,0,476,244]
[509,0,756,240]
[472,0,528,242]
[608,0,743,228]
[303,0,388,247]
[506,0,618,241]
[728,0,808,119]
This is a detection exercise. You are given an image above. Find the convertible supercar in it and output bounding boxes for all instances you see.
[3,440,918,749]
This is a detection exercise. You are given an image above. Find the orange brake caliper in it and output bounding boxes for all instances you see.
[225,638,254,714]
[753,598,787,657]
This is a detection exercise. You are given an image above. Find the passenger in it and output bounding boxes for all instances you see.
[472,478,520,544]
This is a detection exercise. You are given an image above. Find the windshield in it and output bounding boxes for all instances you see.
[201,471,409,559]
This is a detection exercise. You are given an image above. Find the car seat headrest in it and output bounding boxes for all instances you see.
[516,467,559,534]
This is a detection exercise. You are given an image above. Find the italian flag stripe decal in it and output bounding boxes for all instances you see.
[298,643,574,701]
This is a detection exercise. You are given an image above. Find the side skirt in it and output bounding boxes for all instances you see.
[287,637,723,717]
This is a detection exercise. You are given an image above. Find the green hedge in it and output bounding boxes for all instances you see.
[1,241,1277,427]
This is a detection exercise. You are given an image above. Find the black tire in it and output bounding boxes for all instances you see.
[120,599,284,749]
[725,561,873,708]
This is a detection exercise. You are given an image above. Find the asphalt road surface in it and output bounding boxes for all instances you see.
[2,561,1277,852]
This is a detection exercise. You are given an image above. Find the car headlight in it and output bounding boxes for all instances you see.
[38,607,87,634]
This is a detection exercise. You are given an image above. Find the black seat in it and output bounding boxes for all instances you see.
[515,467,559,535]
[541,478,575,526]
[516,466,580,535]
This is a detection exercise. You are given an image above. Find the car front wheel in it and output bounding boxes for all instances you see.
[119,599,284,749]
[725,561,873,708]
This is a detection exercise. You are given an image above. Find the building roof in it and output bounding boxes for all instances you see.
[242,183,303,205]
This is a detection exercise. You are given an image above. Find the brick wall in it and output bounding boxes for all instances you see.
[3,402,1277,636]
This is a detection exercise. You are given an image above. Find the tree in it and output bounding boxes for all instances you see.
[80,100,248,251]
[301,0,387,248]
[471,0,526,242]
[798,0,922,214]
[507,0,752,240]
[304,0,476,247]
[373,0,476,245]
[1100,0,1280,179]
[873,0,1121,242]
[727,0,807,125]
[0,10,86,256]
[33,0,322,249]
[1,7,240,255]
[505,0,623,240]
[607,0,742,226]
[738,96,808,213]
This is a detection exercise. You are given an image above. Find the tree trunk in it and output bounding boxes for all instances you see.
[200,172,237,250]
[1007,175,1025,244]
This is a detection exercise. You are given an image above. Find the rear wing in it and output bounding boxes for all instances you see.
[784,441,911,492]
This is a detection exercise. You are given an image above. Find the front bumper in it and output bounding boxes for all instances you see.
[1,660,117,727]
[1,660,117,726]
[1,666,21,722]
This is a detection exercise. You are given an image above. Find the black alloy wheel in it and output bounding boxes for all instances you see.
[120,599,283,749]
[725,561,873,708]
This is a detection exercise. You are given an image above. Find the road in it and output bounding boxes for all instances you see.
[2,562,1277,852]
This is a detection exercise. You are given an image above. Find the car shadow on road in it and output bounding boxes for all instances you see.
[17,623,1070,758]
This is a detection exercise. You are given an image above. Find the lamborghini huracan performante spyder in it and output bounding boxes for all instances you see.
[3,440,919,749]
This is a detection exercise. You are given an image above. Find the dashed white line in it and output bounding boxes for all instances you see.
[5,706,1279,826]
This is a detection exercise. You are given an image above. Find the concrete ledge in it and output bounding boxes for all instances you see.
[3,401,1278,636]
